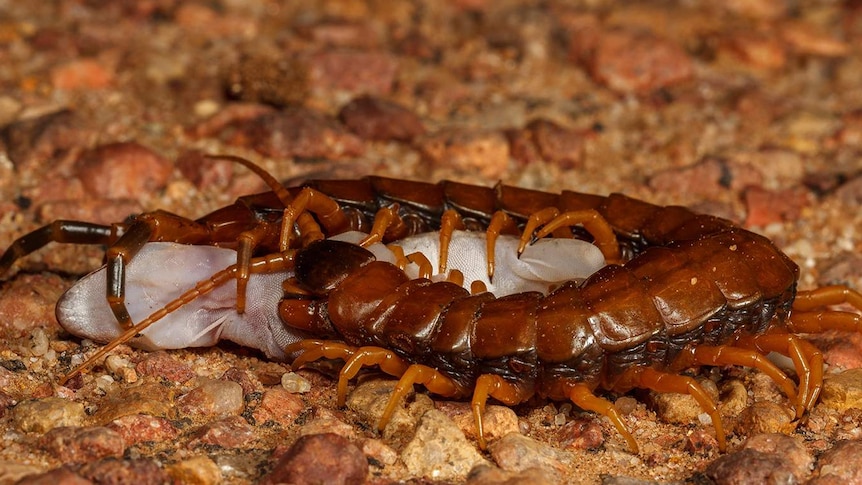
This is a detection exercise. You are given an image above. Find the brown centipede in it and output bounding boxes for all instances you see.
[2,155,861,454]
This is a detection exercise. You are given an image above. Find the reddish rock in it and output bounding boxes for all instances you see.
[260,433,368,485]
[780,21,849,57]
[505,128,543,166]
[833,173,862,205]
[743,434,813,480]
[252,387,305,426]
[189,102,276,138]
[176,150,234,190]
[134,351,196,383]
[177,379,244,418]
[74,142,173,200]
[106,414,178,446]
[37,426,125,465]
[705,448,797,485]
[188,415,255,449]
[743,186,811,227]
[0,274,65,339]
[224,54,309,107]
[14,466,92,485]
[417,129,509,179]
[78,458,168,485]
[718,31,787,71]
[648,156,763,199]
[810,439,862,484]
[225,107,365,160]
[51,59,114,90]
[527,118,588,168]
[0,109,88,172]
[307,50,397,95]
[813,332,862,370]
[584,28,694,93]
[685,428,719,454]
[556,418,604,450]
[221,367,259,396]
[338,95,425,141]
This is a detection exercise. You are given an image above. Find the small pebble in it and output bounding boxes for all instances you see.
[735,401,795,436]
[488,433,567,475]
[557,417,605,450]
[225,107,365,160]
[177,379,244,418]
[74,142,173,200]
[821,369,862,412]
[260,433,367,485]
[466,464,558,485]
[705,448,796,484]
[166,456,223,485]
[338,95,425,141]
[135,352,196,383]
[37,426,125,465]
[13,466,90,485]
[106,414,178,446]
[417,129,510,180]
[743,433,813,481]
[401,409,490,480]
[78,458,168,485]
[188,416,255,449]
[345,379,422,442]
[810,439,862,484]
[11,397,85,433]
[281,371,311,393]
[252,387,305,426]
[361,438,398,466]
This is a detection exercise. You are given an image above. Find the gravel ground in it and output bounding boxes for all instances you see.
[1,1,862,484]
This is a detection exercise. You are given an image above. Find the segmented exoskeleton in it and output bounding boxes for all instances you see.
[2,155,861,454]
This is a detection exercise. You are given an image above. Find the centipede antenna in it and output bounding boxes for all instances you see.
[205,155,295,208]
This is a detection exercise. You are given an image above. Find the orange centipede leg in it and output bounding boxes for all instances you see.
[734,333,823,413]
[470,374,532,449]
[530,209,622,264]
[337,346,410,407]
[438,209,465,274]
[485,211,518,280]
[569,383,638,454]
[623,367,727,452]
[380,364,460,433]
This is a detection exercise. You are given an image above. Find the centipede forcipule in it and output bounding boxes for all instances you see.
[2,155,861,454]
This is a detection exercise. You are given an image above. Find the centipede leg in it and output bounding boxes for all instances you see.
[233,222,275,313]
[338,346,411,407]
[788,285,862,333]
[379,364,460,433]
[438,209,465,273]
[527,209,623,264]
[359,205,406,247]
[568,384,638,454]
[279,187,351,251]
[735,333,823,412]
[681,345,801,416]
[286,339,358,370]
[623,367,727,452]
[471,374,532,449]
[485,211,519,280]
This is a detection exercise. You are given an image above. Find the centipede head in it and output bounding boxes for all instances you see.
[295,239,376,294]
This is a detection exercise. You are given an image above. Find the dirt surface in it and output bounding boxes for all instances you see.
[1,1,862,484]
